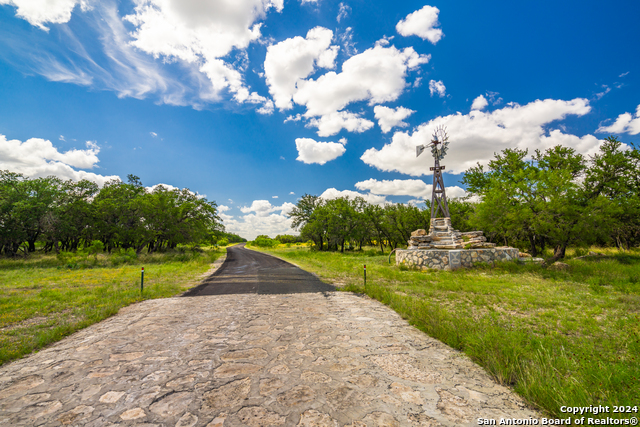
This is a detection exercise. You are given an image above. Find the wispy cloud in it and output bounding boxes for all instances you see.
[0,0,275,111]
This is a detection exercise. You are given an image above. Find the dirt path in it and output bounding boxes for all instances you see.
[0,246,540,426]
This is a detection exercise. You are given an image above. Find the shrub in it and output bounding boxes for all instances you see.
[253,235,280,248]
[110,248,137,266]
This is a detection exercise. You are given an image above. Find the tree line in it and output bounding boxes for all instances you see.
[463,136,640,258]
[288,137,640,259]
[0,173,226,256]
[288,194,464,252]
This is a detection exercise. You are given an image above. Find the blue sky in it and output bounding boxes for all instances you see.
[1,0,639,239]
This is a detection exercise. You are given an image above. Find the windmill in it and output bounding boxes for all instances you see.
[416,125,450,219]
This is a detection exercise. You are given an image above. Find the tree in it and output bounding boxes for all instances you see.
[584,137,640,249]
[41,179,98,252]
[275,234,304,244]
[92,178,146,252]
[0,171,224,257]
[141,185,221,253]
[0,171,28,255]
[462,143,631,259]
[363,203,388,252]
[290,195,327,250]
[463,148,542,250]
[382,204,429,248]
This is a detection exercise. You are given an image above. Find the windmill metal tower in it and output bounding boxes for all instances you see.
[416,125,450,218]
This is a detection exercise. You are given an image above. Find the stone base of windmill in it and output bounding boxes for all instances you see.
[395,217,519,271]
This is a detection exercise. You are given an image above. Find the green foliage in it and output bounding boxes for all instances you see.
[222,232,247,243]
[0,172,224,257]
[251,235,281,248]
[217,238,229,247]
[462,138,640,258]
[288,194,434,252]
[110,248,137,266]
[275,234,305,244]
[84,240,104,258]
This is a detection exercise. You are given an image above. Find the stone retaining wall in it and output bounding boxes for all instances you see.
[396,247,520,271]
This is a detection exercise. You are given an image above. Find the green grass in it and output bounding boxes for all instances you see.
[0,247,225,365]
[255,244,640,419]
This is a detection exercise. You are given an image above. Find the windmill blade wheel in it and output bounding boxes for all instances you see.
[433,125,448,144]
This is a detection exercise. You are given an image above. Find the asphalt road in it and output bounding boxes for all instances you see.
[183,243,335,296]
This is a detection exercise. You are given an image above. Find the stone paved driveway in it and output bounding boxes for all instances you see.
[0,290,540,426]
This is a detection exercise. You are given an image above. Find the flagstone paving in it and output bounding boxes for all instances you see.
[0,289,541,426]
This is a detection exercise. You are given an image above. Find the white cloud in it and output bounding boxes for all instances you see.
[374,105,415,133]
[338,27,357,56]
[292,44,429,135]
[272,195,278,198]
[146,183,179,192]
[284,114,302,123]
[269,0,284,11]
[471,94,488,111]
[264,27,338,111]
[396,5,443,44]
[289,191,295,195]
[337,2,350,22]
[597,104,640,135]
[222,212,293,241]
[295,45,429,117]
[2,2,223,108]
[226,200,296,239]
[361,98,600,176]
[594,85,611,100]
[486,91,502,106]
[355,178,466,199]
[240,200,277,216]
[319,188,388,205]
[0,0,87,30]
[125,0,270,61]
[295,137,346,165]
[144,183,206,199]
[219,212,234,222]
[120,0,275,111]
[218,205,231,212]
[0,134,118,186]
[150,131,158,137]
[429,79,446,97]
[307,111,374,137]
[240,200,295,216]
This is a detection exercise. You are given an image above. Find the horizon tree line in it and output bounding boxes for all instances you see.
[0,173,231,256]
[286,137,640,259]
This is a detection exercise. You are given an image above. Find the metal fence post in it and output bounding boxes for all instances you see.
[364,264,366,291]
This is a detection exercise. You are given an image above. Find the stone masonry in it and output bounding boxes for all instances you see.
[407,218,496,251]
[396,247,520,271]
[400,216,518,270]
[0,292,540,426]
